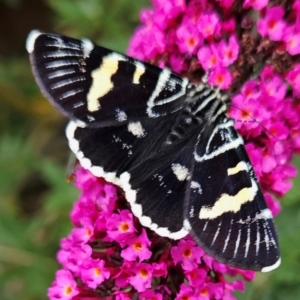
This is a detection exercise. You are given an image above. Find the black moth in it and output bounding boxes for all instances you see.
[26,30,280,272]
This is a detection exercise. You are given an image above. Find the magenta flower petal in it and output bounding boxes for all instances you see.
[171,239,204,271]
[257,6,286,41]
[121,229,152,261]
[129,263,153,292]
[80,258,110,289]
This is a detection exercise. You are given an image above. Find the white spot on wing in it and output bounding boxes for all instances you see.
[203,221,208,231]
[73,101,84,108]
[261,258,281,272]
[133,61,145,84]
[127,121,146,138]
[263,223,270,252]
[183,219,192,231]
[190,181,202,194]
[255,220,260,256]
[227,161,248,176]
[171,163,190,181]
[233,229,241,258]
[48,69,76,79]
[199,178,258,219]
[259,208,273,219]
[51,76,85,89]
[26,30,41,53]
[189,206,194,218]
[43,51,82,58]
[46,60,79,69]
[82,38,93,58]
[116,109,127,122]
[211,221,222,245]
[60,88,84,100]
[87,53,126,112]
[222,219,233,253]
[244,225,251,258]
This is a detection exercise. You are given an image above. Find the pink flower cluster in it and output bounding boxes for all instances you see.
[129,0,300,215]
[48,168,253,300]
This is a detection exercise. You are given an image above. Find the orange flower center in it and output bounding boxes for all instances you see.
[119,222,129,232]
[226,49,233,59]
[244,88,252,98]
[204,26,212,35]
[64,285,73,296]
[187,37,196,48]
[200,287,208,296]
[94,267,101,277]
[139,268,148,278]
[133,241,142,251]
[241,109,251,120]
[210,56,217,66]
[215,74,225,85]
[268,19,276,30]
[183,248,192,258]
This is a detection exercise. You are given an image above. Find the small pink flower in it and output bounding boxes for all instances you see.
[176,24,203,54]
[48,270,79,300]
[257,6,286,41]
[266,121,289,140]
[260,73,286,102]
[121,229,152,261]
[197,43,221,70]
[80,258,110,289]
[106,209,136,244]
[208,66,232,89]
[129,263,153,292]
[185,268,206,287]
[218,35,239,67]
[240,80,261,100]
[71,218,94,244]
[197,12,221,39]
[171,239,204,271]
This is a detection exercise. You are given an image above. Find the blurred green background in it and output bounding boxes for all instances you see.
[0,1,299,299]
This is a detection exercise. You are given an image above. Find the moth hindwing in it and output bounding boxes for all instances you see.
[27,30,280,272]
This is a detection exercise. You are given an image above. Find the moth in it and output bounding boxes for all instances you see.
[26,30,280,272]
